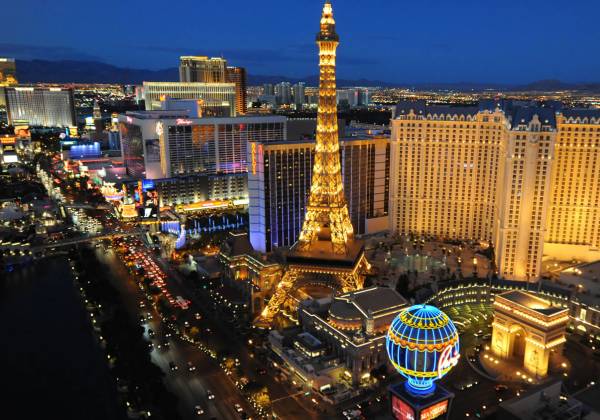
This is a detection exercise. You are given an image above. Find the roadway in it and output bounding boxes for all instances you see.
[30,230,143,252]
[93,244,251,420]
[150,253,324,419]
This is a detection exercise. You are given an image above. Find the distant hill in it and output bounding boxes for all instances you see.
[17,60,179,84]
[518,79,600,92]
[16,59,396,87]
[13,59,600,92]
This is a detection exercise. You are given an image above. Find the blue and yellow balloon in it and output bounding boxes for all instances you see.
[386,304,460,395]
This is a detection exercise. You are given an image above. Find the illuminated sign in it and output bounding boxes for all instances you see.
[137,181,144,205]
[121,204,138,218]
[2,154,18,163]
[126,116,133,124]
[181,200,230,212]
[142,179,155,191]
[386,305,460,394]
[392,396,415,420]
[176,118,193,126]
[437,345,460,378]
[251,142,257,175]
[155,121,164,136]
[0,137,16,145]
[420,400,448,420]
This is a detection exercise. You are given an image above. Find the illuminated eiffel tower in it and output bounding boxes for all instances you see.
[258,1,371,326]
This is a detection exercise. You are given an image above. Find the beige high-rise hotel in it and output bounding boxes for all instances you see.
[390,101,600,282]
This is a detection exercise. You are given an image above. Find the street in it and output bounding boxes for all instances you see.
[150,250,323,419]
[94,244,252,420]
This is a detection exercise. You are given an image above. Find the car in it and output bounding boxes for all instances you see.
[194,405,204,416]
[206,390,215,400]
[256,368,267,375]
[169,362,178,371]
[188,362,196,372]
[453,378,479,391]
[482,333,492,340]
[495,384,509,393]
[343,409,361,419]
[234,403,243,413]
[162,340,170,348]
[147,329,155,338]
[139,315,146,323]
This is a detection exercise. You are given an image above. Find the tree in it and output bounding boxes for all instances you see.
[396,274,409,296]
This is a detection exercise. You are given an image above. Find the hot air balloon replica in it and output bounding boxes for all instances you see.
[386,304,460,419]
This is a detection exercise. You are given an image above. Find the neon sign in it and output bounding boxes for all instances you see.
[420,400,448,420]
[251,142,257,175]
[392,396,415,420]
[155,121,164,136]
[386,305,460,395]
[437,345,460,378]
[176,119,193,125]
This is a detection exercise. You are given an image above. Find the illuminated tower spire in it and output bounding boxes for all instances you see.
[297,0,354,254]
[256,1,370,327]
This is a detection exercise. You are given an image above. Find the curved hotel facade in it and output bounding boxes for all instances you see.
[390,101,600,282]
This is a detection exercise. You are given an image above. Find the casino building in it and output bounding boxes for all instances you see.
[390,100,600,282]
[118,101,286,207]
[296,287,408,386]
[142,81,237,117]
[4,86,76,128]
[248,135,390,253]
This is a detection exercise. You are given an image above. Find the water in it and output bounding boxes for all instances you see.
[0,257,124,420]
[389,254,446,273]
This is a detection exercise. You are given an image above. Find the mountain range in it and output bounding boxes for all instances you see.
[13,59,600,92]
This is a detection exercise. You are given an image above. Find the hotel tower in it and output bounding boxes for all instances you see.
[390,101,600,282]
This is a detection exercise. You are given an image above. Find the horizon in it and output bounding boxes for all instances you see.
[3,0,600,85]
[8,58,600,87]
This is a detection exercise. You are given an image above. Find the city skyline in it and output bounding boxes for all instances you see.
[3,0,600,84]
[2,1,600,420]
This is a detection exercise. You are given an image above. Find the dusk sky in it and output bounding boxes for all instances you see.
[3,0,600,84]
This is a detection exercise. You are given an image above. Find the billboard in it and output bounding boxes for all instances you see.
[420,400,448,420]
[142,179,155,192]
[121,203,138,219]
[392,396,415,420]
[145,139,160,162]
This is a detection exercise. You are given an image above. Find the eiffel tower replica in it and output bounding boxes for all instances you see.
[257,1,371,326]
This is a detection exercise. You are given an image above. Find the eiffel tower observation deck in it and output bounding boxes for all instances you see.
[257,1,371,327]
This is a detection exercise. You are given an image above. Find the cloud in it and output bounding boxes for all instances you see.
[0,43,104,62]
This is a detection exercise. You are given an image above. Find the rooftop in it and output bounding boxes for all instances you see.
[287,238,365,270]
[295,332,325,352]
[394,100,600,128]
[329,286,407,321]
[498,380,583,420]
[573,383,600,414]
[558,261,600,307]
[497,290,566,316]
